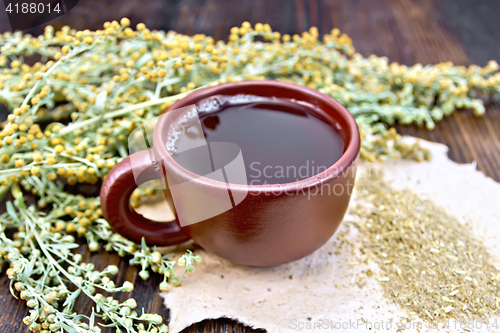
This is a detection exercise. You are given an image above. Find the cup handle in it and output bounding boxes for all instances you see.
[100,149,191,246]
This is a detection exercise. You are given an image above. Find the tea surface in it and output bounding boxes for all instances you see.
[193,95,345,184]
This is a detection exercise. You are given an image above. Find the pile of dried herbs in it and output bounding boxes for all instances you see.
[0,19,499,332]
[352,170,500,323]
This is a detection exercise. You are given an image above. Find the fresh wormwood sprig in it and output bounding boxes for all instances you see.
[0,18,499,333]
[1,184,201,333]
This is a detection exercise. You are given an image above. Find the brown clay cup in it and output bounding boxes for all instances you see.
[100,81,360,266]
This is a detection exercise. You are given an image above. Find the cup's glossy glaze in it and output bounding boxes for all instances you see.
[100,81,360,266]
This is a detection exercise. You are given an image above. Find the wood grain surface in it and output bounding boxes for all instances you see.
[0,0,499,332]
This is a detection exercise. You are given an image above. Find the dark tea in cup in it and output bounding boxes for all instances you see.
[170,95,345,185]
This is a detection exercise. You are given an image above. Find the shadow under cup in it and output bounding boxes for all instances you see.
[100,80,360,267]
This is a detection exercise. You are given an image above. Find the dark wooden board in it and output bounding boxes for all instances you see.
[0,0,499,332]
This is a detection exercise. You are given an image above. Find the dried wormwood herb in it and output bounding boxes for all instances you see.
[352,170,500,322]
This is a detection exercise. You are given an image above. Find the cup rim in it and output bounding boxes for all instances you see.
[153,80,360,192]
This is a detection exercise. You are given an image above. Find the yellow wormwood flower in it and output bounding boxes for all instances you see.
[55,145,64,153]
[120,17,130,26]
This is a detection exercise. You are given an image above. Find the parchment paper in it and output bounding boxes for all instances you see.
[136,138,500,333]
